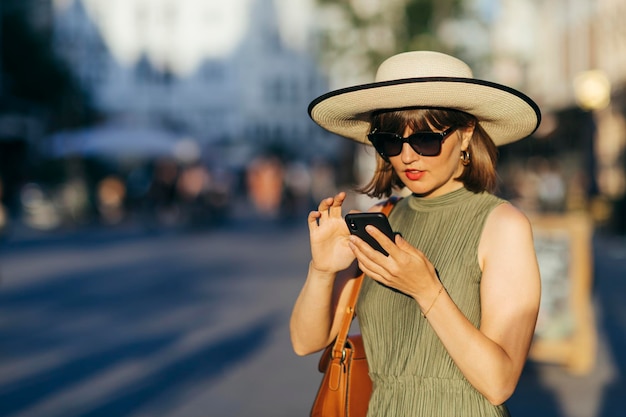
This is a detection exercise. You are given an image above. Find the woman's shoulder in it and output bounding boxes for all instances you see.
[478,200,537,273]
[483,201,533,240]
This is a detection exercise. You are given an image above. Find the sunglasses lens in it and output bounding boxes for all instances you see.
[409,133,442,156]
[368,132,444,158]
[382,139,403,157]
[369,134,401,158]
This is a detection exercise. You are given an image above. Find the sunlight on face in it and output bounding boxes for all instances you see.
[388,127,467,198]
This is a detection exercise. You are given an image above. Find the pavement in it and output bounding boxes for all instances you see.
[0,214,624,417]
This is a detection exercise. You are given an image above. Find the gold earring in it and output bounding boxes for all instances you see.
[460,150,471,166]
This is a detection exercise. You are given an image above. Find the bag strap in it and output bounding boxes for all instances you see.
[331,197,399,360]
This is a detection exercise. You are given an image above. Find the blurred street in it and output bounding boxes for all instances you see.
[0,212,624,417]
[2,1,626,416]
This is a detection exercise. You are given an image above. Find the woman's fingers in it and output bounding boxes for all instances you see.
[309,192,349,235]
[364,225,397,256]
[317,196,334,214]
[308,210,322,230]
[329,192,346,217]
[348,234,388,277]
[316,192,346,221]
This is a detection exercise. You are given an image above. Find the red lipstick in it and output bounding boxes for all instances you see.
[405,169,425,181]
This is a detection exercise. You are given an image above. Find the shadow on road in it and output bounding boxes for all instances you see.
[0,223,287,417]
[79,315,278,417]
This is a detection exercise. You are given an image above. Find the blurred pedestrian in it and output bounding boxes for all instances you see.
[290,51,542,416]
[284,161,313,219]
[246,155,284,219]
[96,175,127,224]
[146,159,180,226]
[0,177,8,238]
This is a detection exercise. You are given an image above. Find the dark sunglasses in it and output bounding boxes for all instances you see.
[367,126,456,160]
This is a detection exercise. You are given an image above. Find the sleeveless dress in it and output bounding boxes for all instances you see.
[357,187,511,417]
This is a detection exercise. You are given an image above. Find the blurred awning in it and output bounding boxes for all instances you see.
[46,123,198,161]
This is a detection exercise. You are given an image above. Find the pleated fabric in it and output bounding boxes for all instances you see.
[357,188,511,417]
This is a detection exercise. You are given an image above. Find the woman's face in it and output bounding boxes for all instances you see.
[388,124,473,198]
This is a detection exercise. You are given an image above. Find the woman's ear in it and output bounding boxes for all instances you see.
[459,123,475,151]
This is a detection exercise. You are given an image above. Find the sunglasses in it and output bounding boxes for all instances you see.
[367,126,456,160]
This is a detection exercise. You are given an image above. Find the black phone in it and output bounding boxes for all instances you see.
[345,212,396,256]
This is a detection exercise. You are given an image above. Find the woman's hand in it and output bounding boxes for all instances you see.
[348,225,440,299]
[308,192,356,275]
[291,192,361,355]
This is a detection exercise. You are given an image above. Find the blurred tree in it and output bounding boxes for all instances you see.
[313,0,464,82]
[0,1,96,130]
[0,1,97,217]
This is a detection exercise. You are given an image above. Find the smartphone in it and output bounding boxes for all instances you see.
[345,212,396,256]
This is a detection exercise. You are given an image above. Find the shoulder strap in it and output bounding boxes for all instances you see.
[331,197,399,359]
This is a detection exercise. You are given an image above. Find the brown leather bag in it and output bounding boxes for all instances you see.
[310,277,371,417]
[310,199,397,417]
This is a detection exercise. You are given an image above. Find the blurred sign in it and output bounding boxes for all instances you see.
[528,212,597,375]
[46,123,192,161]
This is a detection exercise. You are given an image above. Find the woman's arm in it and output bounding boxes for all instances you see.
[419,203,540,404]
[349,202,540,404]
[289,192,362,356]
[290,261,360,356]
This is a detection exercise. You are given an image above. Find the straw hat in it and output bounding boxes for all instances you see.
[308,51,541,146]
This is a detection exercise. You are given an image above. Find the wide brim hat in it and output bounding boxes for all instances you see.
[308,51,541,147]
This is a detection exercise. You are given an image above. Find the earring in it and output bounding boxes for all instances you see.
[460,150,471,166]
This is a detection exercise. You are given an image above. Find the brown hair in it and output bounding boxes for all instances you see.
[358,108,498,198]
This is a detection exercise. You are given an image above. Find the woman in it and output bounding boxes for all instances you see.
[290,51,542,416]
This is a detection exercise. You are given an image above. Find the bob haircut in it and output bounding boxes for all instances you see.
[358,108,499,199]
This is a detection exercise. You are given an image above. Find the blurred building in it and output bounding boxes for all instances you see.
[50,0,338,167]
[521,0,626,112]
[479,0,626,230]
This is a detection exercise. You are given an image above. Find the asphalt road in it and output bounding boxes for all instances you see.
[0,216,624,417]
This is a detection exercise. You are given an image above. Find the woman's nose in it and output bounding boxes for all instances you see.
[400,142,419,163]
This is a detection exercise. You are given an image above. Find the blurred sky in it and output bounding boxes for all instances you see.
[52,0,316,75]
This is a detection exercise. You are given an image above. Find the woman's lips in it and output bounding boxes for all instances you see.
[405,169,425,181]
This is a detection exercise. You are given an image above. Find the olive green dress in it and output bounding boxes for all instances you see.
[357,188,511,417]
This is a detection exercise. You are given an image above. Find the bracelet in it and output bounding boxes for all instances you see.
[422,285,445,319]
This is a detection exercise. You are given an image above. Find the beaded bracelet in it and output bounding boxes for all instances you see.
[422,285,445,319]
